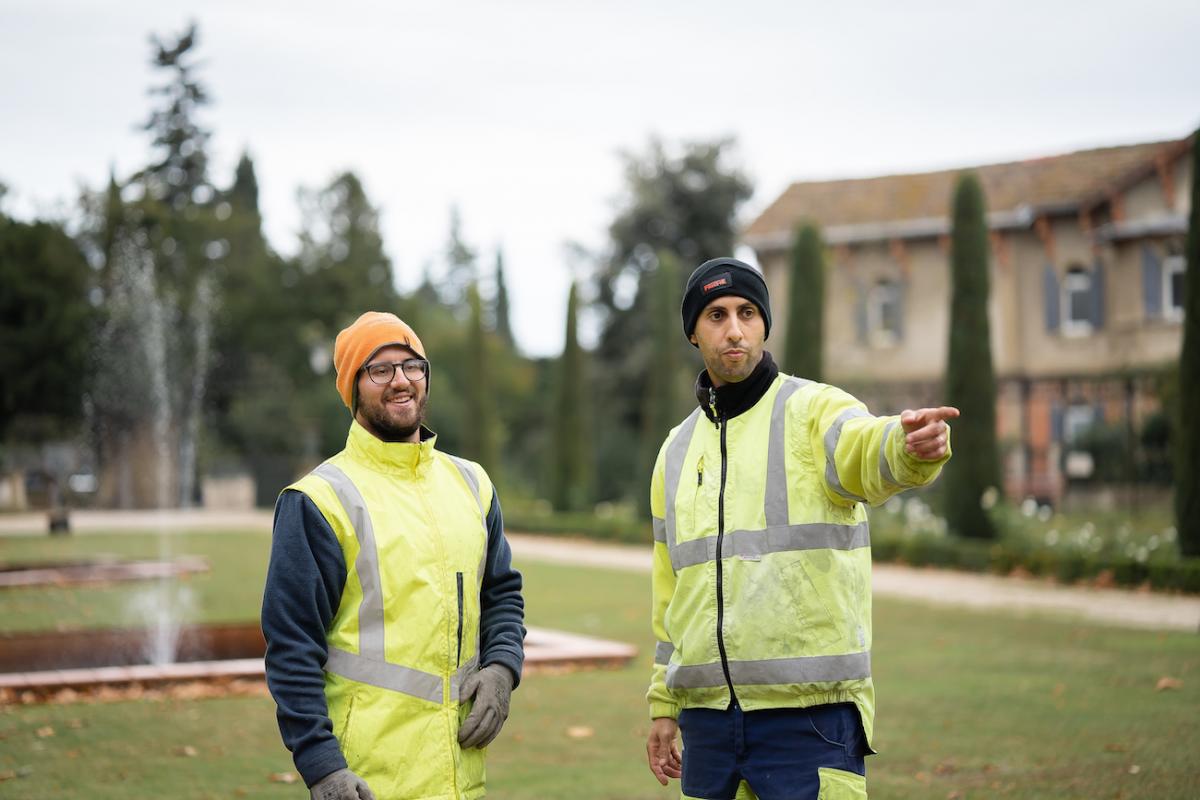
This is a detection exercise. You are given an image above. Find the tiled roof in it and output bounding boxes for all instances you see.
[745,138,1187,246]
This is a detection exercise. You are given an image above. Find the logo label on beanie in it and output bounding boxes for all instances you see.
[702,272,732,294]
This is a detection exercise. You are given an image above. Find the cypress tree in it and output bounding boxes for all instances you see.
[1177,131,1200,557]
[465,282,499,482]
[943,172,1000,539]
[784,222,826,380]
[494,249,515,347]
[551,282,590,511]
[639,253,683,515]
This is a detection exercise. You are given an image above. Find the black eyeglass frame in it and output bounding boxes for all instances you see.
[361,358,430,385]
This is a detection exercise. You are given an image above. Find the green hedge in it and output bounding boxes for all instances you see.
[870,531,1200,594]
[508,512,1200,594]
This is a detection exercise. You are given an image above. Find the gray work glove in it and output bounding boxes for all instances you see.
[310,768,375,800]
[457,664,514,749]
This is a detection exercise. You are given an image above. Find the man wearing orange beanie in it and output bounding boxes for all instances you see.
[263,311,526,800]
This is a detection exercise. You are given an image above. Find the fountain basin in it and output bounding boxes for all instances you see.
[0,556,209,589]
[0,623,636,702]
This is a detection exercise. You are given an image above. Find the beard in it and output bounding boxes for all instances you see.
[358,388,428,442]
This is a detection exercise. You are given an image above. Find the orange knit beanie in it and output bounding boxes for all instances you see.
[333,312,426,409]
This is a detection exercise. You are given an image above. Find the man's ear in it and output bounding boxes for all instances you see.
[688,334,697,346]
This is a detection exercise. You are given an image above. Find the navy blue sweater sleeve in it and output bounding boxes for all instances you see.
[478,490,526,687]
[261,490,348,788]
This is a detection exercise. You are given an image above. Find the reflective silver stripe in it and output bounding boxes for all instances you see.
[654,641,674,665]
[447,455,484,518]
[313,463,385,660]
[652,517,666,543]
[824,408,870,504]
[663,409,702,553]
[325,646,443,703]
[765,377,809,527]
[666,651,871,689]
[450,656,480,702]
[879,420,900,486]
[670,522,870,570]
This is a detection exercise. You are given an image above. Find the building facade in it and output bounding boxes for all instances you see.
[745,136,1192,504]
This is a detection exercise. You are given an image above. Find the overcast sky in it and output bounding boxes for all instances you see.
[3,0,1198,355]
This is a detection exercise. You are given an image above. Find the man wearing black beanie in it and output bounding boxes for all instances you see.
[645,256,961,800]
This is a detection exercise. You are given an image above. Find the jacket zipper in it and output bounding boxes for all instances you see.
[711,390,738,707]
[455,571,464,668]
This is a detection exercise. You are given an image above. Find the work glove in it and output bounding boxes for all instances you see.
[310,768,375,800]
[457,664,514,749]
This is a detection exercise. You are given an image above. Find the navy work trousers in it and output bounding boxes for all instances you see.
[678,702,868,800]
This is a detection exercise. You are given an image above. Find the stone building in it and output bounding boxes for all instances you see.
[745,135,1192,504]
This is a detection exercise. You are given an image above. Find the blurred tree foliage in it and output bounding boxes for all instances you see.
[0,207,95,444]
[589,137,752,504]
[6,26,752,514]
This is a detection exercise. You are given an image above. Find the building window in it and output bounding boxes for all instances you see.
[1061,266,1093,336]
[1164,255,1185,322]
[868,279,902,346]
[1063,404,1096,445]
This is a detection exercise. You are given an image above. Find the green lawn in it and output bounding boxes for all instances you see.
[1,532,1197,799]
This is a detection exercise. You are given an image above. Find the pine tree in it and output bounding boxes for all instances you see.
[943,172,1000,539]
[494,249,515,347]
[552,282,590,511]
[141,23,211,211]
[784,222,825,380]
[1177,131,1200,557]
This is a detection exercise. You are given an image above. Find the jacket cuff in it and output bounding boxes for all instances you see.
[649,701,680,720]
[482,649,524,689]
[892,425,952,487]
[295,739,348,788]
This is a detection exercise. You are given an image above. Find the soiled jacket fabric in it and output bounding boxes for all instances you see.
[262,422,524,799]
[646,353,949,750]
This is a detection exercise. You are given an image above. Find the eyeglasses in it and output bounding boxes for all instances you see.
[363,358,429,385]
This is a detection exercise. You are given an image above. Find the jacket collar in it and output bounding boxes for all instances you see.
[345,420,438,475]
[695,350,779,423]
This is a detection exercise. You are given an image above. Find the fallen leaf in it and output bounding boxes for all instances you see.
[174,745,198,757]
[35,726,54,738]
[268,772,299,784]
[934,761,957,775]
[1128,764,1141,775]
[1052,683,1066,698]
[565,726,594,739]
[1154,676,1182,692]
[67,719,84,729]
[946,791,963,800]
[1104,743,1127,753]
[0,770,15,782]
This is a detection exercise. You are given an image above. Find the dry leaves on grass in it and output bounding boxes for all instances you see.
[35,726,54,738]
[174,745,198,757]
[1154,676,1182,691]
[268,772,299,784]
[565,726,594,739]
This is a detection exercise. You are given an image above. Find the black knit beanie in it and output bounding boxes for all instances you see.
[681,257,772,344]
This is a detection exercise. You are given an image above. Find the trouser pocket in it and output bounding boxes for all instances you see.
[816,766,867,799]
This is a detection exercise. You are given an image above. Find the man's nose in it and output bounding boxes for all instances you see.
[727,317,744,341]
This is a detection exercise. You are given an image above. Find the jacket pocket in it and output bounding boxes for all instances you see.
[817,766,867,799]
[456,571,464,668]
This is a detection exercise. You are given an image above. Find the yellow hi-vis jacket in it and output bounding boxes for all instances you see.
[287,423,497,800]
[647,374,950,748]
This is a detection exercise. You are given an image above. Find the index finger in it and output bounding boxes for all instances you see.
[929,406,960,422]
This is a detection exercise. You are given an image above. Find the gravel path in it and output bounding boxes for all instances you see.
[2,511,1196,632]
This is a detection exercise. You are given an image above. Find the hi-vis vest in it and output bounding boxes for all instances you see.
[289,422,493,800]
[647,374,950,748]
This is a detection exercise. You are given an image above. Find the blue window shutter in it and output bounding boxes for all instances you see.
[1091,260,1106,329]
[1141,246,1162,318]
[1051,404,1064,443]
[1043,264,1060,332]
[855,280,868,345]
